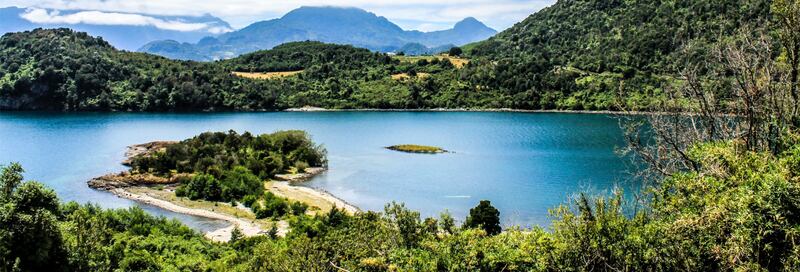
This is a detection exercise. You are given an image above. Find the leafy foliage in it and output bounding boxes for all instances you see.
[131,130,326,180]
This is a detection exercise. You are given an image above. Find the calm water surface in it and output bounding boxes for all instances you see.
[0,112,634,230]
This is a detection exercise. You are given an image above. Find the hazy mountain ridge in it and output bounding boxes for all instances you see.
[140,6,497,61]
[0,6,232,51]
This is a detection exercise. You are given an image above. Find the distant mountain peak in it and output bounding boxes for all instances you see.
[140,6,498,60]
[454,17,492,30]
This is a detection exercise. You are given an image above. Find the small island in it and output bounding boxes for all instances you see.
[386,144,448,154]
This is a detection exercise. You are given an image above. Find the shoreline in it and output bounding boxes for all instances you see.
[269,180,360,215]
[283,106,648,115]
[110,187,284,242]
[3,108,697,116]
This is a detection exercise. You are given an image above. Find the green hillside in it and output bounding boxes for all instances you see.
[0,28,272,111]
[465,0,772,110]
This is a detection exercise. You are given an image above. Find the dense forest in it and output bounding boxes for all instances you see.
[0,0,781,112]
[465,0,774,110]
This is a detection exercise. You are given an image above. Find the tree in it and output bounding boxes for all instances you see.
[0,164,67,271]
[230,226,244,243]
[439,210,455,234]
[0,163,23,200]
[464,200,501,236]
[384,202,425,248]
[448,46,463,57]
[773,0,800,117]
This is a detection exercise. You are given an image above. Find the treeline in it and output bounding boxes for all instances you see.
[220,41,397,73]
[4,136,800,271]
[131,130,326,179]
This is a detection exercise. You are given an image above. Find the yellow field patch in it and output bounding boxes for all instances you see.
[232,70,303,80]
[393,55,470,68]
[391,72,431,80]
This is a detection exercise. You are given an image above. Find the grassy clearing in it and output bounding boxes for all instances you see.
[386,144,447,154]
[232,70,303,80]
[393,55,470,68]
[391,72,431,80]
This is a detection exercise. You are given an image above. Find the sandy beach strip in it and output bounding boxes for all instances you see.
[110,188,286,242]
[268,181,360,215]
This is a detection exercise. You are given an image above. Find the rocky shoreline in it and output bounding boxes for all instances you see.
[88,172,189,190]
[121,141,177,166]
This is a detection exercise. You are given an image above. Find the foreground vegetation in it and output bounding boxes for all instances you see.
[5,136,800,271]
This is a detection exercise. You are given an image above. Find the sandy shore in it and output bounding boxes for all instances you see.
[269,181,360,215]
[110,188,287,242]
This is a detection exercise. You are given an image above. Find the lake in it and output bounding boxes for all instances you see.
[0,112,634,230]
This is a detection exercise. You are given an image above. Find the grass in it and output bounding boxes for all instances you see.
[265,181,339,215]
[391,72,431,80]
[393,55,470,68]
[232,70,303,80]
[386,144,447,154]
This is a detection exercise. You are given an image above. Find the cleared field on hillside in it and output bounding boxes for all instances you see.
[232,70,303,79]
[393,55,470,68]
[391,72,431,80]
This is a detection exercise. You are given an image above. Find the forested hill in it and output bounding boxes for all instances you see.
[219,41,394,72]
[0,28,469,111]
[461,0,772,109]
[0,28,263,111]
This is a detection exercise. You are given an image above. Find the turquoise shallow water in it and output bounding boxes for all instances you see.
[0,112,634,229]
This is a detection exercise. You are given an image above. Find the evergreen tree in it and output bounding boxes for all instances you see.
[464,200,501,236]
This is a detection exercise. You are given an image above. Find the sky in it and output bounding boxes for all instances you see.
[0,0,556,32]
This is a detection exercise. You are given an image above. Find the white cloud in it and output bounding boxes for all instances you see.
[2,0,555,31]
[18,8,234,33]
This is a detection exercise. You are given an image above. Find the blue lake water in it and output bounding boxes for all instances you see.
[0,112,634,230]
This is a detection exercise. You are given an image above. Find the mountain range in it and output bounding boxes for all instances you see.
[0,6,232,51]
[139,6,497,61]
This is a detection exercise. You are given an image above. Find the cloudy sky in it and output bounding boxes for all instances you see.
[0,0,555,32]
